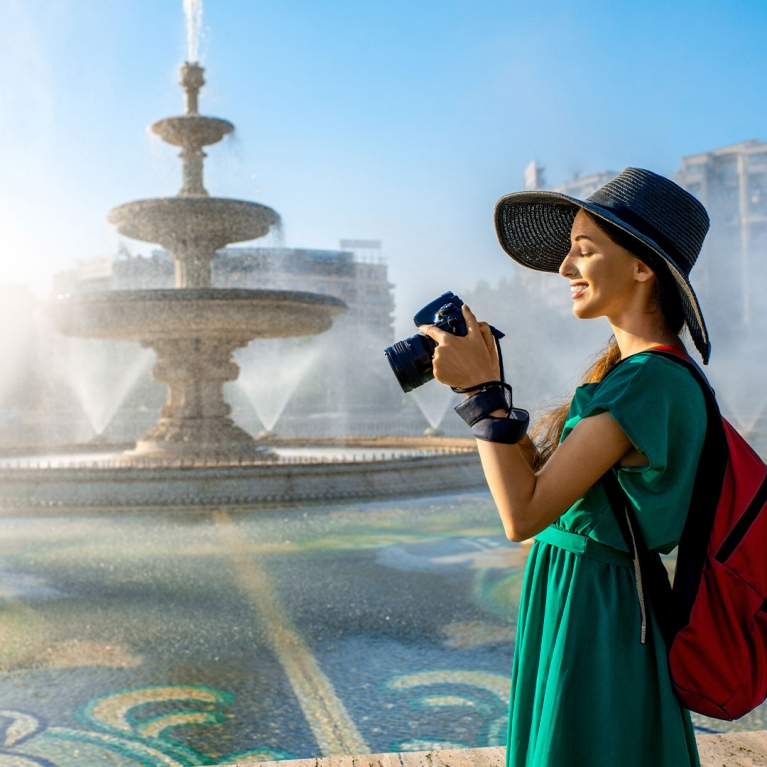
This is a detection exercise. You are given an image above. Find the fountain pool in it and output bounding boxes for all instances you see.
[0,490,763,767]
[0,438,485,510]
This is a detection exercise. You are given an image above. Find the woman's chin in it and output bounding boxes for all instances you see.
[572,302,599,320]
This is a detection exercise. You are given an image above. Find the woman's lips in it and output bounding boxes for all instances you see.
[570,282,588,300]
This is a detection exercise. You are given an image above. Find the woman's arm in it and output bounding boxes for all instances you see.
[420,305,633,541]
[474,413,631,540]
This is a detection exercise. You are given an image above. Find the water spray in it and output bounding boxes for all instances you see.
[183,0,203,64]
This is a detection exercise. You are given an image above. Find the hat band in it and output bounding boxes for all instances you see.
[588,197,693,275]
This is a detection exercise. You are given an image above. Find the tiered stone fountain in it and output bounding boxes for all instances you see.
[51,63,346,463]
[0,56,485,509]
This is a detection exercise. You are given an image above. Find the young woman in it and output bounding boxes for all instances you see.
[420,168,710,766]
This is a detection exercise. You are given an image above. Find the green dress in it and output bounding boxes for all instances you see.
[506,352,707,767]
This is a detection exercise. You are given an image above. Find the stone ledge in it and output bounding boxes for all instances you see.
[216,733,767,767]
[0,451,486,512]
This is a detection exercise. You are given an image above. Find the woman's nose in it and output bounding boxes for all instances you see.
[559,249,579,278]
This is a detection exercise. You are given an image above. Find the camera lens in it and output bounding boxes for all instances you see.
[384,334,436,392]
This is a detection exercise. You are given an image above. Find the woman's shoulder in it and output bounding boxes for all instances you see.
[566,349,707,435]
[573,350,707,472]
[566,351,706,430]
[594,350,702,404]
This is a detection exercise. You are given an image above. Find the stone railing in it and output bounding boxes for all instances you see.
[216,735,767,767]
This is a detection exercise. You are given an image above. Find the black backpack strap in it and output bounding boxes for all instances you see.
[596,349,727,645]
[639,350,729,626]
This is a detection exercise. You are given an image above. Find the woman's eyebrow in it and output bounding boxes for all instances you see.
[570,234,596,245]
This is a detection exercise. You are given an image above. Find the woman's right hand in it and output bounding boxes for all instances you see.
[419,304,500,390]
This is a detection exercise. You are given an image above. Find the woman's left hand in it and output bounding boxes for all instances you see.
[419,304,500,389]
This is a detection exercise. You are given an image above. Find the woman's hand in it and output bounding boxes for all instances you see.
[419,305,500,389]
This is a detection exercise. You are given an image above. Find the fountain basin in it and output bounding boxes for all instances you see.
[0,438,484,510]
[107,197,279,248]
[50,288,346,342]
[151,114,234,146]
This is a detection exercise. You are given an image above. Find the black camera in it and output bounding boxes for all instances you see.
[384,291,469,392]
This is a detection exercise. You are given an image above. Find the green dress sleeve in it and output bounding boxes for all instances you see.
[572,353,707,552]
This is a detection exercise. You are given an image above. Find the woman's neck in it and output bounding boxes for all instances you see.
[610,320,683,359]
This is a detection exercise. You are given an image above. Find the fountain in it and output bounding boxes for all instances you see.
[49,62,346,463]
[0,6,486,509]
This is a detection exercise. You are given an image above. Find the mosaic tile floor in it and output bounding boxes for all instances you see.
[0,491,763,766]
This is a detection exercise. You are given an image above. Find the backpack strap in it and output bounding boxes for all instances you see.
[639,349,729,627]
[600,346,724,646]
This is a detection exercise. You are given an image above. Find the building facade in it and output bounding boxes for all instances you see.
[674,140,767,336]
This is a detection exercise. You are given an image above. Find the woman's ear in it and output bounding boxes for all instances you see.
[634,259,656,284]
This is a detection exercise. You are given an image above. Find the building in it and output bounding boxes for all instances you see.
[675,140,767,335]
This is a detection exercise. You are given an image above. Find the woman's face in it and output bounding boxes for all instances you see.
[559,209,654,321]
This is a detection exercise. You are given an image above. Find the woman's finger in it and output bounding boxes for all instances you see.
[462,304,481,335]
[478,322,496,354]
[478,322,501,378]
[418,324,451,344]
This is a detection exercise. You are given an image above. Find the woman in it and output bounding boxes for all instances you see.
[420,168,710,766]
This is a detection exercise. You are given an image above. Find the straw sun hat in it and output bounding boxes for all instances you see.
[494,167,712,363]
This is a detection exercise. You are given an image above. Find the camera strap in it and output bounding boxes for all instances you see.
[450,325,507,394]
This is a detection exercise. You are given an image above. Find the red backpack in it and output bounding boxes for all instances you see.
[603,346,767,720]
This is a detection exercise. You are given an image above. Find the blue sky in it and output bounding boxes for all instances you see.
[1,0,766,333]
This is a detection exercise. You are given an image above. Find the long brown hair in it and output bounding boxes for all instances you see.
[530,213,684,471]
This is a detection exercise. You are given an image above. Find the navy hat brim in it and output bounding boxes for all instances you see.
[494,189,711,364]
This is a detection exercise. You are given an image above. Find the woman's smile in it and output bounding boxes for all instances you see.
[570,281,588,299]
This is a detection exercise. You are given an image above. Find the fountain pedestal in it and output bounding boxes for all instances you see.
[132,335,263,460]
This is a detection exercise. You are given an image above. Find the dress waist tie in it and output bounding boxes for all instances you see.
[535,527,633,568]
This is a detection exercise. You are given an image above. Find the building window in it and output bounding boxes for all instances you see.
[719,158,739,179]
[748,173,767,215]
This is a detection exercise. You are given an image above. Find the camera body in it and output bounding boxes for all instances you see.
[384,292,468,392]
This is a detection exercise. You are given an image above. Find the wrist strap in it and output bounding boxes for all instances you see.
[449,326,528,444]
[454,385,510,426]
[471,409,530,444]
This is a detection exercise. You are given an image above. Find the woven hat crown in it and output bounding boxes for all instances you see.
[587,168,709,276]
